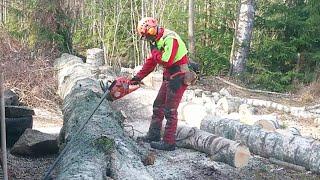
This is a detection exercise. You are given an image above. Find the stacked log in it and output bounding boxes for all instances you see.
[52,53,152,179]
[176,126,250,168]
[86,48,105,67]
[239,104,280,131]
[201,117,320,173]
[216,97,243,115]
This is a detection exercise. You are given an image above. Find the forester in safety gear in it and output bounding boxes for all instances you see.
[132,17,193,151]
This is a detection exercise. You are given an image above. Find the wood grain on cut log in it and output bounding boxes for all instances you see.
[253,116,279,132]
[200,117,320,173]
[239,105,279,132]
[176,126,250,168]
[178,102,207,128]
[53,54,152,180]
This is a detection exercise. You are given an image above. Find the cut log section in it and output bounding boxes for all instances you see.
[254,117,279,132]
[178,102,207,128]
[239,104,279,132]
[52,54,152,179]
[176,126,250,168]
[216,97,243,115]
[200,117,320,173]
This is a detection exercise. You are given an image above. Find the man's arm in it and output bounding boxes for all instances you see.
[134,56,157,80]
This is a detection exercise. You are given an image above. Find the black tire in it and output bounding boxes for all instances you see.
[5,106,35,118]
[1,116,33,147]
[5,116,33,134]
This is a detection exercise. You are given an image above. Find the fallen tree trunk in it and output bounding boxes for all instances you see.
[52,53,152,179]
[176,126,250,168]
[200,116,320,173]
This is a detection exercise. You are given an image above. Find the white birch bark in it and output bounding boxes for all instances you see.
[188,0,195,56]
[201,116,320,173]
[230,0,255,75]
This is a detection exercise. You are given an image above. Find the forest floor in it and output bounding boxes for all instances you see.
[5,76,320,179]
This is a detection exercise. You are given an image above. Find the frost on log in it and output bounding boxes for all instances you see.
[200,117,320,173]
[53,54,152,179]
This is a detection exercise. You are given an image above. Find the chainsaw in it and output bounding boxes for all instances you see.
[100,76,141,101]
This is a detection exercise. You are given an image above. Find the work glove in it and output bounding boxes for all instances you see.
[130,76,141,85]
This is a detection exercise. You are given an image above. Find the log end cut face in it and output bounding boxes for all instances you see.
[234,145,250,168]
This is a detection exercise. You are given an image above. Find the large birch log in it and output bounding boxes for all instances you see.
[53,54,152,179]
[200,117,320,173]
[176,126,250,168]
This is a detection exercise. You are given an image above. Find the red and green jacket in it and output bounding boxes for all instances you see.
[136,28,188,80]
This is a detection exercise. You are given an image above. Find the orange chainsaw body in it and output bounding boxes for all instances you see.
[106,77,140,101]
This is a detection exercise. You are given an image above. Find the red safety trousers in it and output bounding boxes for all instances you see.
[148,68,188,145]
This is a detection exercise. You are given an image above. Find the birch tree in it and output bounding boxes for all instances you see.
[188,0,195,56]
[229,0,255,76]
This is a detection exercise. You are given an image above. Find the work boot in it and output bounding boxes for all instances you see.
[150,141,176,151]
[137,133,160,143]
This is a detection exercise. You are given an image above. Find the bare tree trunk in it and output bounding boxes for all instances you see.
[152,0,155,17]
[201,117,320,173]
[188,0,195,56]
[229,0,255,76]
[0,0,3,24]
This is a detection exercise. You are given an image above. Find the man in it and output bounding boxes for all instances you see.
[131,17,192,151]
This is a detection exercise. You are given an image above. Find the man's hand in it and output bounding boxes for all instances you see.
[151,49,162,62]
[130,76,141,85]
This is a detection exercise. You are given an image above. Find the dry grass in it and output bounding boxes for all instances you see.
[0,29,61,108]
[297,81,320,104]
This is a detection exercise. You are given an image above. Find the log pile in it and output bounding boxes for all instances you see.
[200,117,320,173]
[53,53,152,179]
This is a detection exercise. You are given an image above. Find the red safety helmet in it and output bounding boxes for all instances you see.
[137,17,158,37]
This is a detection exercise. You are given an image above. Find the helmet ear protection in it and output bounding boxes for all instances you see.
[147,26,157,36]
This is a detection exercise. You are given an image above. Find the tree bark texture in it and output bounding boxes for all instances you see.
[188,0,195,56]
[200,117,320,173]
[54,54,152,179]
[176,126,250,168]
[230,0,255,75]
